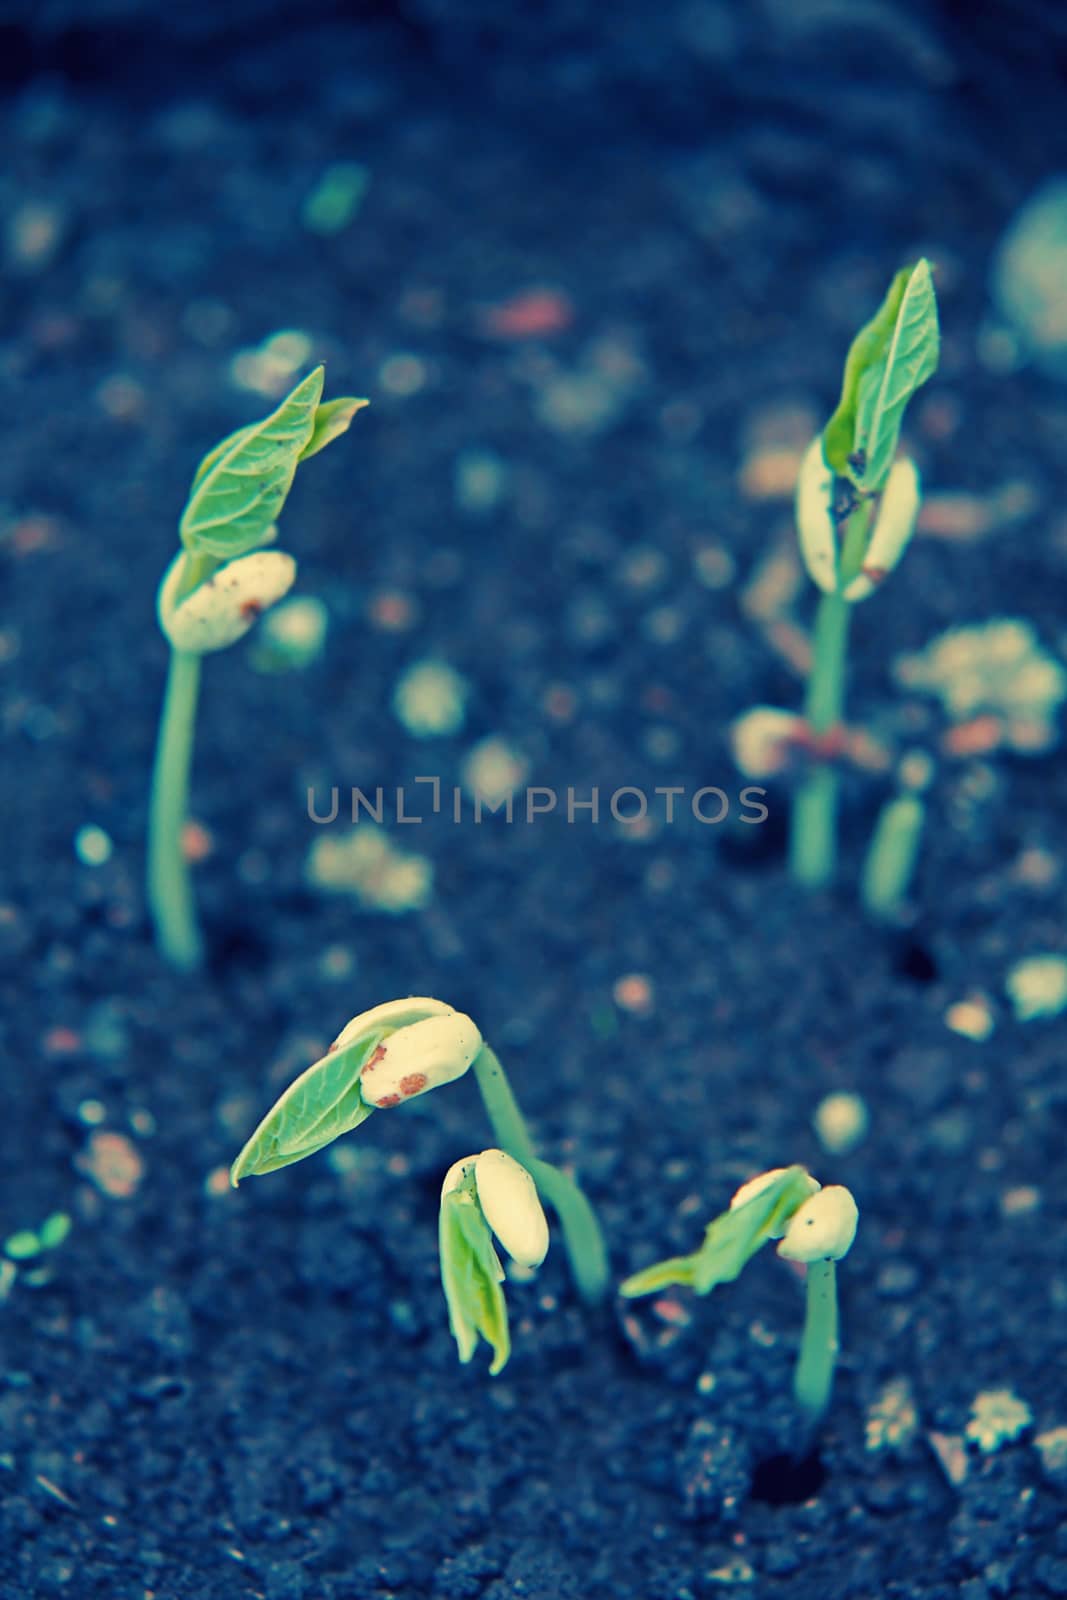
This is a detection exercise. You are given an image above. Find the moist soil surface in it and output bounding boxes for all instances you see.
[1,5,1066,1597]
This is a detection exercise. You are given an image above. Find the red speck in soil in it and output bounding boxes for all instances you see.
[482,287,574,339]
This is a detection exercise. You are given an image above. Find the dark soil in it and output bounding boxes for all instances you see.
[1,4,1066,1597]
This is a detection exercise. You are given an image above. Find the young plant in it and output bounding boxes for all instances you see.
[148,367,367,970]
[1,1211,72,1300]
[439,1148,550,1373]
[789,260,940,888]
[620,1165,858,1428]
[859,789,926,922]
[230,998,609,1366]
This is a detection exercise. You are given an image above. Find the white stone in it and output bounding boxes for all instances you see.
[1006,953,1067,1021]
[813,1092,870,1155]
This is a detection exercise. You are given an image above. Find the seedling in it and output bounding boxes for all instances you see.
[789,261,940,888]
[231,998,609,1366]
[859,789,926,921]
[440,1148,550,1373]
[2,1211,72,1299]
[147,367,366,969]
[620,1166,858,1427]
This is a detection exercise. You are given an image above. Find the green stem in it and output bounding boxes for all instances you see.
[472,1046,609,1304]
[147,648,204,970]
[860,793,925,921]
[789,500,873,888]
[794,1258,838,1425]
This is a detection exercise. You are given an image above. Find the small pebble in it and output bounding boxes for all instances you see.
[42,1026,81,1057]
[379,352,426,397]
[249,596,328,673]
[180,821,214,863]
[319,944,354,980]
[965,1388,1033,1453]
[77,1131,144,1199]
[999,1185,1040,1218]
[454,448,507,513]
[813,1091,869,1154]
[612,974,654,1016]
[461,737,528,809]
[230,330,314,397]
[927,1430,969,1487]
[692,543,735,589]
[866,1378,920,1454]
[992,179,1067,376]
[74,825,112,867]
[7,202,65,270]
[368,590,417,632]
[1034,1425,1067,1486]
[392,660,468,738]
[306,827,432,914]
[944,995,995,1042]
[1006,953,1067,1020]
[482,287,574,339]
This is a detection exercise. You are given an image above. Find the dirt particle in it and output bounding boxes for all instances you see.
[77,1131,144,1198]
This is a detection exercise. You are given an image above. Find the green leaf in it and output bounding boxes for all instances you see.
[180,368,325,559]
[37,1213,71,1252]
[850,259,939,491]
[4,1230,42,1262]
[230,998,448,1183]
[298,397,369,461]
[439,1187,510,1375]
[821,266,913,477]
[189,422,256,494]
[620,1166,817,1300]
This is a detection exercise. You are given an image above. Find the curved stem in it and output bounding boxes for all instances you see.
[794,1258,838,1425]
[472,1045,609,1304]
[147,648,204,970]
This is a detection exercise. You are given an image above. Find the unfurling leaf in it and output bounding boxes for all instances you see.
[299,397,369,461]
[821,266,913,477]
[439,1169,511,1374]
[849,260,939,492]
[620,1165,818,1299]
[230,998,456,1184]
[180,368,324,559]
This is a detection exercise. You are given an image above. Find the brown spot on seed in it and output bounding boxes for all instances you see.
[861,566,888,586]
[362,1044,387,1073]
[398,1073,427,1097]
[240,599,263,620]
[376,1094,400,1109]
